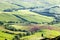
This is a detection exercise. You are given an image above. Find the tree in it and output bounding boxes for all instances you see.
[17,33,22,37]
[8,21,15,23]
[0,21,4,25]
[23,33,26,36]
[26,32,31,36]
[5,39,7,40]
[12,35,20,40]
[41,34,44,37]
[5,25,17,31]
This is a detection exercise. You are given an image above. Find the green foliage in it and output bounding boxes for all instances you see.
[21,29,60,40]
[5,25,16,31]
[0,21,4,25]
[17,33,23,37]
[26,32,31,36]
[13,35,20,40]
[0,30,14,40]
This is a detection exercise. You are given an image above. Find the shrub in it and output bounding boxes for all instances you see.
[22,33,26,36]
[8,21,15,23]
[17,33,22,37]
[26,32,31,36]
[0,21,4,25]
[5,25,17,31]
[30,26,40,32]
[5,39,7,40]
[12,35,20,40]
[3,31,14,34]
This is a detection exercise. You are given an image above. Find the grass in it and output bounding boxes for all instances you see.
[0,30,14,40]
[0,0,60,40]
[6,0,60,8]
[0,10,54,24]
[52,23,60,27]
[0,0,60,11]
[0,12,20,22]
[0,26,26,40]
[0,25,60,40]
[21,29,60,40]
[13,10,54,23]
[0,2,20,11]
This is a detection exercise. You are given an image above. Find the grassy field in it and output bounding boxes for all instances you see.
[0,0,60,11]
[20,10,54,22]
[0,2,20,11]
[0,25,60,40]
[0,30,14,40]
[12,10,54,23]
[0,13,20,22]
[0,10,59,40]
[21,29,60,40]
[0,10,54,24]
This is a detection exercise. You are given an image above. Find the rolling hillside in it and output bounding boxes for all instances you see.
[0,2,20,11]
[0,10,54,24]
[0,0,60,40]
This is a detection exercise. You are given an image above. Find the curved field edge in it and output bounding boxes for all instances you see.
[21,29,60,40]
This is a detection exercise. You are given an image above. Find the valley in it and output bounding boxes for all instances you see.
[0,0,60,40]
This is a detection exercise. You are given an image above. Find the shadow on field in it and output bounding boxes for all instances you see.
[41,35,60,40]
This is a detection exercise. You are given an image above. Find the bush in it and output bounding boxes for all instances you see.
[22,30,28,32]
[22,33,26,36]
[5,39,7,40]
[5,25,17,31]
[30,26,40,32]
[26,32,31,36]
[8,21,15,23]
[3,9,13,12]
[16,33,22,37]
[0,21,4,25]
[12,35,20,40]
[3,31,14,34]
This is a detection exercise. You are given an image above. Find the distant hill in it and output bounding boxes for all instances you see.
[0,0,60,25]
[0,0,60,11]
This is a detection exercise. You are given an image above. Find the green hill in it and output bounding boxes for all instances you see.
[0,30,14,40]
[0,0,60,40]
[21,29,60,40]
[0,2,20,11]
[0,10,54,24]
[0,12,20,22]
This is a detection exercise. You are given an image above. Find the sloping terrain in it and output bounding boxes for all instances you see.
[0,0,60,40]
[0,10,54,24]
[0,2,20,11]
[0,0,60,11]
[21,29,60,40]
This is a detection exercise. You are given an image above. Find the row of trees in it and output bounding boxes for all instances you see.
[0,20,59,26]
[12,32,32,40]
